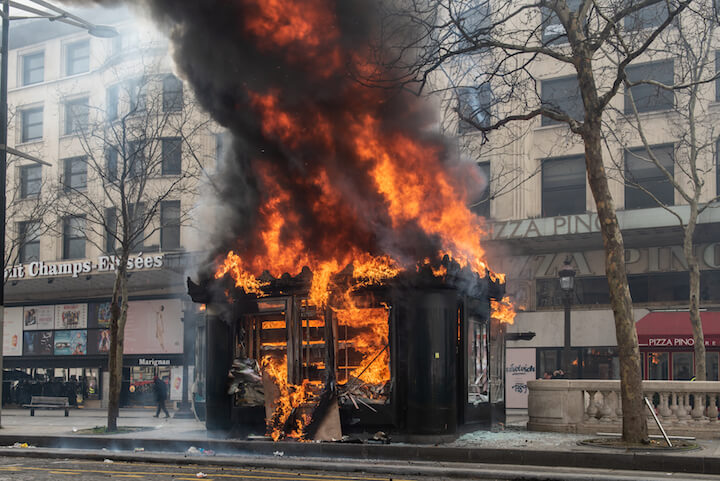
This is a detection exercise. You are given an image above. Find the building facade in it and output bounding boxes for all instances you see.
[446,1,720,410]
[1,7,219,408]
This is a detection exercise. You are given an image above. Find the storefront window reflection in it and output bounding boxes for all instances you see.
[707,352,719,381]
[672,352,693,380]
[648,352,669,379]
[583,348,619,379]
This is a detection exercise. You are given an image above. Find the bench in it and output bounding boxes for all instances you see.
[23,396,70,416]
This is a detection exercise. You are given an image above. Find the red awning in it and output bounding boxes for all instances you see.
[636,311,720,348]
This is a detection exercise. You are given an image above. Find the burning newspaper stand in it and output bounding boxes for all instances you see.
[190,259,508,440]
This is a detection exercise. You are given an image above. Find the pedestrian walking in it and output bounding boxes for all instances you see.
[153,375,170,418]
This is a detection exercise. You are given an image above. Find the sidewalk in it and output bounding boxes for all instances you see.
[0,407,720,476]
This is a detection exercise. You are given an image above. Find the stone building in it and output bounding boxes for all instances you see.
[1,6,220,408]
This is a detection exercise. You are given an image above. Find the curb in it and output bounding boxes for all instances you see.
[0,434,718,476]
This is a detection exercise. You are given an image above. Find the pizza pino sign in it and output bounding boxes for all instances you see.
[4,253,164,281]
[639,336,720,347]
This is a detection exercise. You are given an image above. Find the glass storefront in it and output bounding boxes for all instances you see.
[582,348,619,379]
[127,366,172,406]
[672,352,694,380]
[707,352,719,381]
[647,352,669,379]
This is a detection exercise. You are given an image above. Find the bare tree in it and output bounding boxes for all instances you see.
[606,1,719,380]
[378,0,710,443]
[52,57,209,431]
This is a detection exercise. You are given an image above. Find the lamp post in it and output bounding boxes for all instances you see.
[558,258,576,377]
[0,0,117,427]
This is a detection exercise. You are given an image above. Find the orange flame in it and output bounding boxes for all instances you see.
[491,296,516,325]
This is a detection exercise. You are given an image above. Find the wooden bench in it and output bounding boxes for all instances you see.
[23,396,70,416]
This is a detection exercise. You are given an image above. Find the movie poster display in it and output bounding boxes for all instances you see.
[3,307,23,356]
[54,304,88,329]
[89,302,112,328]
[97,329,111,353]
[170,367,183,401]
[125,299,183,354]
[23,330,53,356]
[54,329,87,355]
[23,305,55,331]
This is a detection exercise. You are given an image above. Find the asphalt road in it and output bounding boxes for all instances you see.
[0,456,428,481]
[5,454,720,481]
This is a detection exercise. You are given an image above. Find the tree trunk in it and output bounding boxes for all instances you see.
[684,207,705,380]
[107,258,129,432]
[582,120,648,443]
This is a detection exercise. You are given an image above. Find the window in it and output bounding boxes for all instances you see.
[624,60,674,114]
[106,85,119,120]
[470,162,490,218]
[624,144,674,209]
[707,352,719,381]
[452,0,491,48]
[541,0,581,45]
[21,107,43,142]
[161,200,181,250]
[672,352,693,380]
[215,132,228,168]
[541,76,582,126]
[105,207,117,253]
[65,40,90,76]
[105,147,118,182]
[63,156,87,191]
[22,52,44,85]
[128,78,147,112]
[65,97,90,134]
[18,221,41,264]
[457,84,492,133]
[127,140,145,177]
[62,216,86,259]
[161,137,181,175]
[647,352,669,380]
[541,155,585,217]
[162,75,183,112]
[20,164,41,198]
[128,202,145,252]
[624,2,668,30]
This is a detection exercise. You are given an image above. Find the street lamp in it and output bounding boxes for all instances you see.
[558,258,576,377]
[0,0,117,428]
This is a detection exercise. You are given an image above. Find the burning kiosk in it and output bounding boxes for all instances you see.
[189,257,510,439]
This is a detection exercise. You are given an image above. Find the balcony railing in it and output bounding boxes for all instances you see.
[527,379,720,438]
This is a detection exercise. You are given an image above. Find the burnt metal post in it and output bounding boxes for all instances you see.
[558,259,576,377]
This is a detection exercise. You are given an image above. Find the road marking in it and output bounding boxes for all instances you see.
[69,459,411,481]
[4,460,415,481]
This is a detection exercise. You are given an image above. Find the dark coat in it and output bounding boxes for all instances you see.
[154,378,167,402]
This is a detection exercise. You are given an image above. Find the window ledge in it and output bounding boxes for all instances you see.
[616,108,676,123]
[58,132,89,141]
[16,139,44,147]
[534,122,573,132]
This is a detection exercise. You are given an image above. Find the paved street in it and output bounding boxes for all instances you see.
[0,456,424,481]
[3,408,720,479]
[4,455,720,481]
